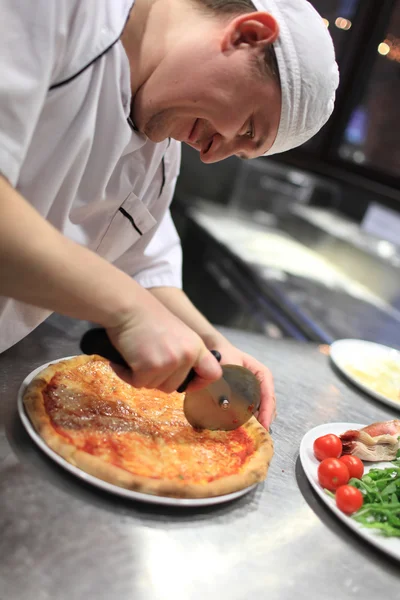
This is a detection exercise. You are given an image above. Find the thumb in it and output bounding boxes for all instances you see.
[193,347,223,383]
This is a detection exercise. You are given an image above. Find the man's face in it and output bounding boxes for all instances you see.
[132,24,281,163]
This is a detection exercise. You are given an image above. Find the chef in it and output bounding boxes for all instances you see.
[0,0,338,429]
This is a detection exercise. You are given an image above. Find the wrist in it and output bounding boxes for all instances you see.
[99,278,151,331]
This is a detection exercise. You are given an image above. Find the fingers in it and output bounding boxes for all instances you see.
[193,347,223,382]
[246,359,276,431]
[258,382,276,431]
[109,363,132,385]
[108,330,222,393]
[148,364,197,394]
[158,350,222,394]
[258,394,277,431]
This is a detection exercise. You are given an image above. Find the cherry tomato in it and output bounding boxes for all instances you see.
[317,458,349,491]
[313,434,342,461]
[339,455,364,479]
[335,485,364,515]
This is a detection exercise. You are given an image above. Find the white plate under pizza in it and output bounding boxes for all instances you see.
[18,355,273,507]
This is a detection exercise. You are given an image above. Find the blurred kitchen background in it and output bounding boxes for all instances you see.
[171,0,400,349]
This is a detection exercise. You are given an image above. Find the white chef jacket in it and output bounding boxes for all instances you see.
[0,0,183,353]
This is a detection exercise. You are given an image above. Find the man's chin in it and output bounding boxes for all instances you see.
[143,128,164,143]
[147,130,186,144]
[141,119,171,143]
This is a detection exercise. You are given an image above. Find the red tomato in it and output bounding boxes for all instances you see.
[339,455,364,479]
[335,485,364,515]
[318,458,349,491]
[313,434,342,461]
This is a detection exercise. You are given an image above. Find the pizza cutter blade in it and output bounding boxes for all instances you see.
[183,365,261,431]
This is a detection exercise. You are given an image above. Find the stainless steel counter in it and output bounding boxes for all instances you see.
[1,314,400,600]
[185,201,400,346]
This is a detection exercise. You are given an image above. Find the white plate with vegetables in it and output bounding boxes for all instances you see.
[300,422,400,561]
[330,339,400,410]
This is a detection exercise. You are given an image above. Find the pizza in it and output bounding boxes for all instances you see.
[23,355,273,498]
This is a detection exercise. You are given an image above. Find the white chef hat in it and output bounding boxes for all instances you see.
[251,0,340,156]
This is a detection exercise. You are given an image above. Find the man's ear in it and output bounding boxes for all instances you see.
[221,12,279,51]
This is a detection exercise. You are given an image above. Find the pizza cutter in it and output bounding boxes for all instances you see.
[80,328,261,430]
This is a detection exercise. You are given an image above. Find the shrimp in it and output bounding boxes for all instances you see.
[340,420,400,462]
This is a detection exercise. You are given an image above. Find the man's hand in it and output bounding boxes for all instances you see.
[106,297,222,393]
[207,339,276,431]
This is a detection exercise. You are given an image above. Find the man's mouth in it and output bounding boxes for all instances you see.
[187,119,213,155]
[202,138,213,155]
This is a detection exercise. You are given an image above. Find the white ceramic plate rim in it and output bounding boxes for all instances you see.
[300,422,400,561]
[330,339,400,411]
[17,357,258,507]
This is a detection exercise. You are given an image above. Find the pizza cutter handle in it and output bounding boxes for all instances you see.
[79,328,221,392]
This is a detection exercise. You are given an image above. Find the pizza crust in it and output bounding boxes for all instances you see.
[23,355,274,498]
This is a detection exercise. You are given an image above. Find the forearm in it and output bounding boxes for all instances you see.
[148,286,226,348]
[0,176,148,328]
